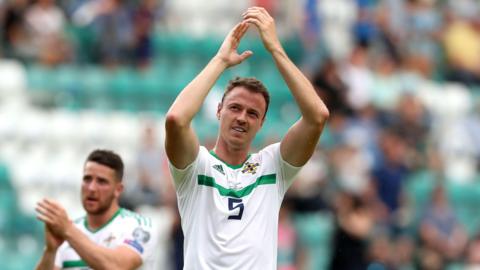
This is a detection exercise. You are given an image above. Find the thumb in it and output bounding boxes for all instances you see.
[239,50,253,61]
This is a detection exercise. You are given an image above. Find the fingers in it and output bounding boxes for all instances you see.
[36,209,53,224]
[242,6,271,22]
[242,7,274,32]
[36,203,54,223]
[231,22,249,46]
[244,6,271,17]
[239,50,253,62]
[36,198,64,224]
[243,18,261,28]
[242,12,266,25]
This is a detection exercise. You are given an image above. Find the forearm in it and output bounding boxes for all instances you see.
[166,57,227,126]
[270,48,329,125]
[64,226,128,270]
[35,248,57,270]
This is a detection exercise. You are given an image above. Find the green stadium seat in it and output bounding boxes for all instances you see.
[282,37,304,64]
[194,36,222,59]
[26,65,55,94]
[0,190,17,235]
[294,212,333,270]
[65,24,96,63]
[446,263,465,270]
[0,163,12,191]
[51,65,82,110]
[81,66,114,111]
[109,68,139,112]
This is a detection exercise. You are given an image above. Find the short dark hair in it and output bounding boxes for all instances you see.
[221,77,270,118]
[85,149,124,181]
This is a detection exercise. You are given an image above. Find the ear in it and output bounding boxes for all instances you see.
[115,182,124,198]
[217,102,223,120]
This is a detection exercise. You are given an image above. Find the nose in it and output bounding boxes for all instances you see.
[236,110,247,124]
[86,180,98,191]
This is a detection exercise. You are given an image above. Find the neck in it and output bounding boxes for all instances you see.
[87,204,120,231]
[213,138,250,166]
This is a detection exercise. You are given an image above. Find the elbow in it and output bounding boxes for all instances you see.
[312,107,330,128]
[165,111,189,130]
[320,106,330,121]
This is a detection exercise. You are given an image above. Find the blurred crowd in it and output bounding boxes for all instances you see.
[2,0,480,269]
[0,0,165,67]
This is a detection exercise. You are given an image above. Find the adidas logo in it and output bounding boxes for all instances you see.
[213,164,225,175]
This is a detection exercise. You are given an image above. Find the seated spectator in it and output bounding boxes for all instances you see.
[443,14,480,85]
[371,129,410,229]
[419,184,468,267]
[24,0,71,65]
[72,0,134,65]
[465,234,480,269]
[1,0,30,60]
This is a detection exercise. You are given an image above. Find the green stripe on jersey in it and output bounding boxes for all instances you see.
[63,260,88,268]
[198,174,276,198]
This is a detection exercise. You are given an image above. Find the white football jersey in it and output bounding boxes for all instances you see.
[169,143,301,270]
[54,208,157,269]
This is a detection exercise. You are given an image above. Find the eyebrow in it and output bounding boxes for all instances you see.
[97,176,109,182]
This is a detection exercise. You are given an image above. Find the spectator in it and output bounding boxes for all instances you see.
[371,129,410,229]
[312,58,352,116]
[418,184,468,267]
[24,0,70,65]
[132,0,157,68]
[339,44,374,113]
[330,192,375,270]
[465,234,480,268]
[122,123,171,209]
[443,13,480,85]
[1,0,30,60]
[72,0,134,65]
[277,198,306,270]
[389,94,431,169]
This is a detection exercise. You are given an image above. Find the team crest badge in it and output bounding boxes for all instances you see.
[241,162,260,174]
[213,164,225,175]
[103,233,116,247]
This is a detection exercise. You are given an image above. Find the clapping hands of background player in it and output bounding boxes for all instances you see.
[36,199,72,245]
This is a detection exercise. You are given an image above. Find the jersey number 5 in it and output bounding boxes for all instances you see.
[228,198,244,220]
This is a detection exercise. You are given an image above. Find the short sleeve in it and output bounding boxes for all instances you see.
[261,143,303,195]
[120,219,158,266]
[168,146,208,195]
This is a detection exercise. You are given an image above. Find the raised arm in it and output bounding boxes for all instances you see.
[36,199,142,270]
[243,7,329,166]
[165,22,253,169]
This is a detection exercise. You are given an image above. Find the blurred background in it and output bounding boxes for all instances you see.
[1,0,480,269]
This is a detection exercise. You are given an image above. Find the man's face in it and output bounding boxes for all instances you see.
[217,87,266,149]
[81,161,122,215]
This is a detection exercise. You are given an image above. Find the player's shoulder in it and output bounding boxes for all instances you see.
[117,208,154,229]
[254,142,281,159]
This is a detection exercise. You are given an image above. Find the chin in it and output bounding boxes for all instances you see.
[230,137,253,149]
